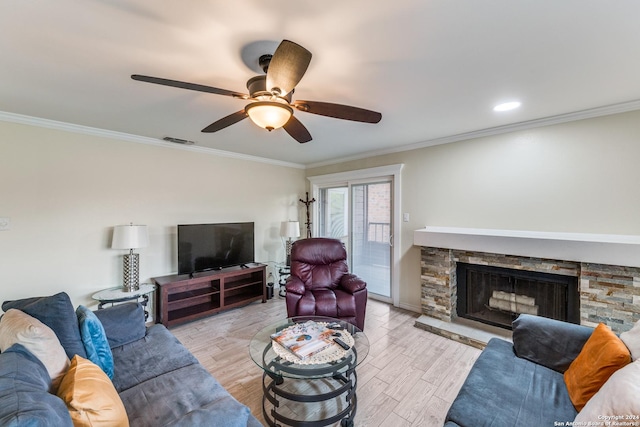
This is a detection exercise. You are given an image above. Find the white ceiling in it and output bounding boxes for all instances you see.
[2,1,640,167]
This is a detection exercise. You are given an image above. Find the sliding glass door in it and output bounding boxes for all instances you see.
[310,165,403,305]
[351,181,392,299]
[316,179,393,300]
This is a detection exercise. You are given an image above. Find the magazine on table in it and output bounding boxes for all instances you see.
[270,320,335,360]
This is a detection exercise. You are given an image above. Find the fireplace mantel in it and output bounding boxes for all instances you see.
[414,226,640,268]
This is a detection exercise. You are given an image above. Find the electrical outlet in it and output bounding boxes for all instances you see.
[403,213,410,222]
[0,217,10,231]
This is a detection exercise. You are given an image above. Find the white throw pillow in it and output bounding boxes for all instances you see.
[0,308,70,391]
[620,319,640,361]
[574,359,640,424]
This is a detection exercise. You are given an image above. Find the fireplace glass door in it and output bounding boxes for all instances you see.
[456,263,579,329]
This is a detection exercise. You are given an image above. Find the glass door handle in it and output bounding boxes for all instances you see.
[388,234,394,247]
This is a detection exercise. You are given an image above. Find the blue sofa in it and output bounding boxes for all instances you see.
[444,314,594,427]
[0,292,261,426]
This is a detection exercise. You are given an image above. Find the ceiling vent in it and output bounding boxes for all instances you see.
[162,136,195,145]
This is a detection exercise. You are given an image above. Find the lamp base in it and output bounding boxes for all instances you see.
[285,238,293,267]
[122,252,140,292]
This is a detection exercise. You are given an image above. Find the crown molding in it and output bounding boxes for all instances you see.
[306,99,640,169]
[0,111,306,169]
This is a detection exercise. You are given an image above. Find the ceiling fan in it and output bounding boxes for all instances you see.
[131,40,381,143]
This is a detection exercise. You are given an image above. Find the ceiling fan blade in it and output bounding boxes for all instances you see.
[266,40,312,96]
[293,100,382,123]
[201,110,248,133]
[283,115,312,143]
[132,74,248,99]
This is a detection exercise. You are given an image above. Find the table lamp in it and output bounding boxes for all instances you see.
[280,220,300,266]
[112,224,149,291]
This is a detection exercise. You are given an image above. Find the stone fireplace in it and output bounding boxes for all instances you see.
[414,227,640,347]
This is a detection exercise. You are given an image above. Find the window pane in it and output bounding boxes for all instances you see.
[318,187,348,241]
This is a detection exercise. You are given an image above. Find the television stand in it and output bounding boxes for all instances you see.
[152,263,266,327]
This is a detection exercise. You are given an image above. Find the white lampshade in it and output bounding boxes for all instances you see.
[280,221,300,239]
[112,224,149,249]
[246,101,293,131]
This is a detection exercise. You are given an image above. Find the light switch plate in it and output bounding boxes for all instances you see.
[0,217,10,231]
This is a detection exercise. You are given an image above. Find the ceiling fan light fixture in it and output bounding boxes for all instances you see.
[245,101,293,131]
[132,39,380,143]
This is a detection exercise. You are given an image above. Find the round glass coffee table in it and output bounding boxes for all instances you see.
[249,316,369,427]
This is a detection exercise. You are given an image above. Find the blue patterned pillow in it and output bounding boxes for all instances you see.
[76,305,114,379]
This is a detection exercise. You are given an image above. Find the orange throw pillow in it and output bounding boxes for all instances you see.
[56,355,129,427]
[564,323,631,411]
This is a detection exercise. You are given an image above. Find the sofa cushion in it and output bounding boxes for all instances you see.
[56,355,129,427]
[564,323,631,411]
[119,363,252,427]
[445,338,578,426]
[110,323,260,427]
[0,309,70,392]
[620,319,640,361]
[110,324,198,393]
[76,305,114,379]
[2,292,87,360]
[93,302,146,348]
[512,313,593,373]
[0,344,73,427]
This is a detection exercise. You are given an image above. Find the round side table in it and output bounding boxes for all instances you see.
[92,283,155,320]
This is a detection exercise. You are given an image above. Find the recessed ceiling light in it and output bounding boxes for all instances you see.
[493,101,521,112]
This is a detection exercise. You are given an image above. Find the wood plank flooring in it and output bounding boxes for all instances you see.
[171,294,481,426]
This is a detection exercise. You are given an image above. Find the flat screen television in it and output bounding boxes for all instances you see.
[177,222,255,275]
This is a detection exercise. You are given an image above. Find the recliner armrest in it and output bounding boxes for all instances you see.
[340,274,366,294]
[512,314,593,373]
[285,276,306,295]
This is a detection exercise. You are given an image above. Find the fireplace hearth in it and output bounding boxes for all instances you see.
[456,263,579,330]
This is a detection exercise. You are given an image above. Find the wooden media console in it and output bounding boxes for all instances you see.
[153,263,266,327]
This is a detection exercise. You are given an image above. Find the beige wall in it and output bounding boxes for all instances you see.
[0,120,306,308]
[306,110,640,312]
[3,110,639,314]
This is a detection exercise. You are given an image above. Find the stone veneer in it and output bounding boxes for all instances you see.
[420,246,640,334]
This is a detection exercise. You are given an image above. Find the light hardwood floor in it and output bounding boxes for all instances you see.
[171,294,481,426]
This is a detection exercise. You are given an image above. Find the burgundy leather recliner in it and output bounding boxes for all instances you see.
[285,237,367,331]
